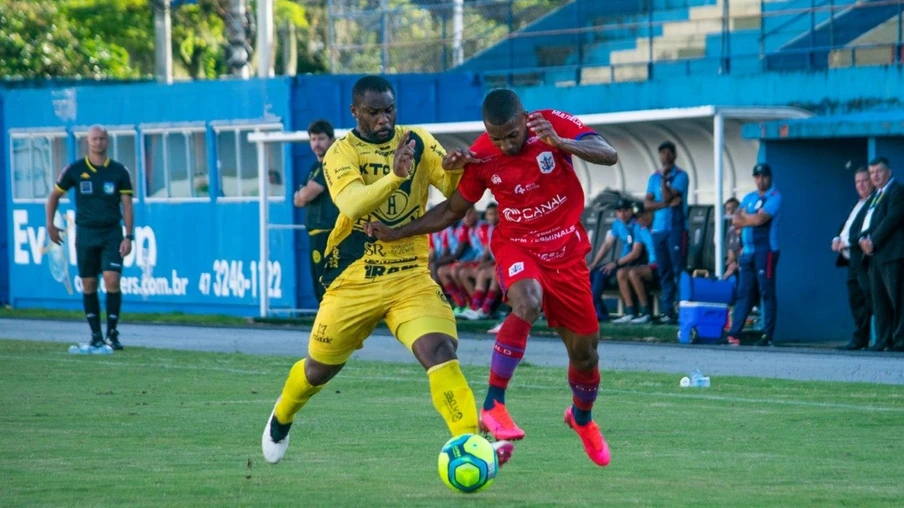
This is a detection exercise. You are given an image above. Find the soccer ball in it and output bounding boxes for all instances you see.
[437,433,498,493]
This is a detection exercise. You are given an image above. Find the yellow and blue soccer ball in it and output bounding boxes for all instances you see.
[437,433,498,493]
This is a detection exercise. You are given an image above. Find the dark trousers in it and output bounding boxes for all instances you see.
[846,264,872,346]
[653,229,686,318]
[729,250,780,340]
[309,231,330,304]
[869,259,904,349]
[590,269,614,320]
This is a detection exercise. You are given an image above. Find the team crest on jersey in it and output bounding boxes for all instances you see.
[537,152,555,174]
[103,182,115,195]
[491,174,502,185]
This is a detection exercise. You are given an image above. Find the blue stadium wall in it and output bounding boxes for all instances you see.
[1,75,484,316]
[2,69,903,340]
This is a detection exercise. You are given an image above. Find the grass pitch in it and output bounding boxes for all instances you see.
[1,339,902,507]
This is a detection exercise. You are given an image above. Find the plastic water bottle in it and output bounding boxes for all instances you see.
[91,344,114,355]
[690,368,711,388]
[682,369,710,388]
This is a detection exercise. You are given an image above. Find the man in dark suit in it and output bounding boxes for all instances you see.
[858,157,904,352]
[833,167,873,350]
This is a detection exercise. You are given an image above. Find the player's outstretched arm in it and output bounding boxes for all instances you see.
[365,190,472,242]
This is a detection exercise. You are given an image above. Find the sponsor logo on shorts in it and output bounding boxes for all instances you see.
[110,263,121,268]
[508,261,525,277]
[364,263,418,279]
[312,324,333,344]
[436,288,450,306]
[501,194,567,223]
[537,245,568,262]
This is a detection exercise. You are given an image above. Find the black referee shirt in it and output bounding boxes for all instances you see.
[56,157,133,228]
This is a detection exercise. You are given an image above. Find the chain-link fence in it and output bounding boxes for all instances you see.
[325,0,569,74]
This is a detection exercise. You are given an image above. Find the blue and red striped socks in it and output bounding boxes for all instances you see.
[568,364,600,426]
[484,314,531,410]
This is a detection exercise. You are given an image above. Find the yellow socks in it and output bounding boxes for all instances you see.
[275,359,324,424]
[427,360,478,436]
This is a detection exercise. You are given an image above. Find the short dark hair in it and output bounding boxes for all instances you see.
[482,89,524,126]
[658,141,676,154]
[485,202,498,209]
[352,75,394,106]
[869,156,890,168]
[724,197,740,207]
[854,165,869,175]
[308,119,334,139]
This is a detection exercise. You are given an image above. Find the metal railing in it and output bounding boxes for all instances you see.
[325,0,904,84]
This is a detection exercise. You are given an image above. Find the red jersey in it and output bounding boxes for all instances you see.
[458,109,596,258]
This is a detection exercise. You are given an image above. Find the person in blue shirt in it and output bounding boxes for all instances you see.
[726,163,782,347]
[587,199,637,321]
[612,203,659,324]
[643,141,689,323]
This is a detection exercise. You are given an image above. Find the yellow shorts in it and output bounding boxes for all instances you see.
[308,270,458,365]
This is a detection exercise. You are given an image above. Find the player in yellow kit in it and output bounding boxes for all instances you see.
[262,75,513,466]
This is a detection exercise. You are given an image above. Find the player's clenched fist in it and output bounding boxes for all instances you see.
[393,131,416,178]
[526,112,562,148]
[364,220,400,242]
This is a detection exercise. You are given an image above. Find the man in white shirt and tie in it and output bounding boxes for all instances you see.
[832,167,873,350]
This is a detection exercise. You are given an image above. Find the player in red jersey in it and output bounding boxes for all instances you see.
[366,89,618,466]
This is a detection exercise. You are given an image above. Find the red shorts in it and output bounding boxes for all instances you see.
[493,235,598,335]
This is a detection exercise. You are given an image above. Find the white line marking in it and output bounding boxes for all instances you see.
[3,355,901,413]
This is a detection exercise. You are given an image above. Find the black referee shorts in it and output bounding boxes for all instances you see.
[76,226,124,277]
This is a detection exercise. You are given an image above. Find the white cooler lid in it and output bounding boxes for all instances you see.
[678,301,730,309]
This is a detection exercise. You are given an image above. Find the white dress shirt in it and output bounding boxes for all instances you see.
[837,198,867,260]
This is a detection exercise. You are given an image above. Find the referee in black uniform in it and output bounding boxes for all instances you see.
[46,125,134,350]
[293,119,338,304]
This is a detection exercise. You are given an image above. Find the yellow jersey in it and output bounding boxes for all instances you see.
[320,126,462,287]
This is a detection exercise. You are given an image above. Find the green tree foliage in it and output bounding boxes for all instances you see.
[0,0,139,79]
[0,0,563,79]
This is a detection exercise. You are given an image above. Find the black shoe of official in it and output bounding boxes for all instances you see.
[90,332,106,349]
[655,315,675,325]
[106,330,124,351]
[866,343,888,352]
[837,341,866,351]
[754,335,774,347]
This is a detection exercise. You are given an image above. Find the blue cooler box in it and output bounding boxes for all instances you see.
[679,271,736,305]
[678,301,729,344]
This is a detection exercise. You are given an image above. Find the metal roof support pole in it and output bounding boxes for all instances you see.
[713,111,725,279]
